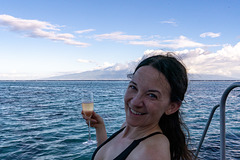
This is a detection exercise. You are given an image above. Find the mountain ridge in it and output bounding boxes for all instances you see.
[43,69,238,81]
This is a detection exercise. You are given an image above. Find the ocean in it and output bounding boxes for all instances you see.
[0,80,239,160]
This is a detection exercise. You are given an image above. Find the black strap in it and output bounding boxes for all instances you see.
[113,132,162,160]
[91,127,125,160]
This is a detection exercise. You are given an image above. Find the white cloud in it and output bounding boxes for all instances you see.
[160,19,177,26]
[77,59,95,63]
[93,62,115,70]
[75,29,95,34]
[94,32,141,41]
[0,14,90,47]
[129,40,161,47]
[143,42,240,78]
[200,32,221,38]
[106,63,129,71]
[163,36,206,48]
[77,59,116,71]
[129,36,219,49]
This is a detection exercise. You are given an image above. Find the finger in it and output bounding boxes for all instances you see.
[92,111,100,119]
[81,111,86,119]
[81,111,91,120]
[92,112,103,121]
[84,117,96,124]
[89,122,94,127]
[90,118,97,124]
[89,120,98,128]
[90,123,96,127]
[83,116,90,121]
[85,119,91,125]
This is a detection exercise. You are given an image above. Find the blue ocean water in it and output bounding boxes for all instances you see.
[0,80,239,160]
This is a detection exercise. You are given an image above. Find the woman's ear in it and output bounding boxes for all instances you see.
[165,101,181,115]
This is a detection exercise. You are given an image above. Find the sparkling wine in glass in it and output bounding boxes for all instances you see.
[82,91,96,145]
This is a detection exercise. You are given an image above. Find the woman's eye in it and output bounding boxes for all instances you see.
[129,85,136,90]
[148,93,157,99]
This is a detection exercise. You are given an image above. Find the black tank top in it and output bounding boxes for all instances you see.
[91,127,162,160]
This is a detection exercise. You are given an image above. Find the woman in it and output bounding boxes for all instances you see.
[83,54,193,160]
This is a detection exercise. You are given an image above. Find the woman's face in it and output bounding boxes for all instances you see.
[124,66,173,128]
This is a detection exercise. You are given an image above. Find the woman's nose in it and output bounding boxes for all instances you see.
[131,94,144,107]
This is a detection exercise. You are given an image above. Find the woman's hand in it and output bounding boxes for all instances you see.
[82,111,105,128]
[82,111,108,146]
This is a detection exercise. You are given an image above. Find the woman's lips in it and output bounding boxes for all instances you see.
[129,108,146,115]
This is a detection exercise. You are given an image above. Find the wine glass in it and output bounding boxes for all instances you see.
[82,91,96,145]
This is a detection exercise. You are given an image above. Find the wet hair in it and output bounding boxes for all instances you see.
[133,53,193,160]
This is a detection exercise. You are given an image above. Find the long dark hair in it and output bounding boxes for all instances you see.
[133,53,193,160]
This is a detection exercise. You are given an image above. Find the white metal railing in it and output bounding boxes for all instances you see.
[195,82,240,160]
[220,82,240,160]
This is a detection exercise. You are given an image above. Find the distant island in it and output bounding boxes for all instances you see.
[42,68,238,81]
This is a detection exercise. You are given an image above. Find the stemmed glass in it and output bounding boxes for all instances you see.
[82,91,96,145]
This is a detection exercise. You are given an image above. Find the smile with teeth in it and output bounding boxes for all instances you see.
[130,108,145,115]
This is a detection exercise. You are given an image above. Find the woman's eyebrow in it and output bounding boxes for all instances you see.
[129,81,137,86]
[148,90,161,94]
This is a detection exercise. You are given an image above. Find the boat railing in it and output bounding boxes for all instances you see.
[195,82,240,160]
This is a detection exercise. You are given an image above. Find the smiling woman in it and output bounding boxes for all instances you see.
[124,66,174,129]
[82,53,195,160]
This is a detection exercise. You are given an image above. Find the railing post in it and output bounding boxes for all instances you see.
[220,82,240,160]
[195,104,219,159]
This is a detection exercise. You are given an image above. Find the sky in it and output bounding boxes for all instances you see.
[0,0,240,80]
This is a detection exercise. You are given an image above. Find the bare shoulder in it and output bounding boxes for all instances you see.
[130,134,171,160]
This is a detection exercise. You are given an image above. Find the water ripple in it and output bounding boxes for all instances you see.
[0,80,239,159]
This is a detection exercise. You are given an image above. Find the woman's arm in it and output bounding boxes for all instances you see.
[82,111,108,146]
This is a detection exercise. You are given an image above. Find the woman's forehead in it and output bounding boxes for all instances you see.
[132,66,171,92]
